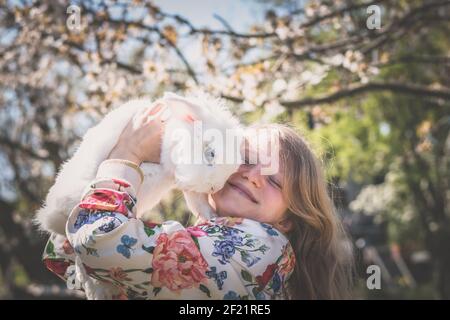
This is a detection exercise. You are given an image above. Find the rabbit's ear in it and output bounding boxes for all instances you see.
[162,91,181,100]
[147,102,165,116]
[184,114,197,123]
[163,92,197,109]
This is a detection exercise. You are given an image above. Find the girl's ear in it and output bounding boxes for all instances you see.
[276,217,293,234]
[162,91,181,100]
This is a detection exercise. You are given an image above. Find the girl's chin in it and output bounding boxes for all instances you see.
[215,203,254,219]
[212,190,256,218]
[213,203,242,218]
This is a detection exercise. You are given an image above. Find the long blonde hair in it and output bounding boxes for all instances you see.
[254,123,354,299]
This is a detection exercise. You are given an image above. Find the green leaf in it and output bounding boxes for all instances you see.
[240,250,249,261]
[258,244,269,253]
[142,267,154,274]
[142,245,154,254]
[144,226,155,237]
[85,247,99,257]
[153,287,162,296]
[241,269,252,283]
[45,241,55,257]
[191,236,200,250]
[123,268,142,272]
[199,284,211,298]
[252,286,261,297]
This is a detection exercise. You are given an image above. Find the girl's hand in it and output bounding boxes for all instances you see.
[108,102,170,165]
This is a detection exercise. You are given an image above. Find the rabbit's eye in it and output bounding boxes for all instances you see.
[204,145,215,166]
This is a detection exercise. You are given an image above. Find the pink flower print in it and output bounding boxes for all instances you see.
[151,231,209,291]
[186,226,208,237]
[62,239,74,255]
[79,189,131,215]
[278,244,296,278]
[256,263,278,290]
[109,267,132,282]
[112,179,130,188]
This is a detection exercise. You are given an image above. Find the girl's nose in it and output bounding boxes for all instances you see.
[239,163,263,188]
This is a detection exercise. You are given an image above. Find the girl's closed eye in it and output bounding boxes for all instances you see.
[268,175,282,189]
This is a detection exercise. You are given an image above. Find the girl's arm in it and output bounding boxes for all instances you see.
[64,159,170,298]
[44,159,161,299]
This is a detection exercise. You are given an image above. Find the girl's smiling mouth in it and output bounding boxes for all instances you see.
[227,181,258,204]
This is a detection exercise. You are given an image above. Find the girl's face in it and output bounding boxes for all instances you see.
[209,139,291,232]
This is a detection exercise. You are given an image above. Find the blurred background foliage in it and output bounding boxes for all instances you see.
[0,0,449,299]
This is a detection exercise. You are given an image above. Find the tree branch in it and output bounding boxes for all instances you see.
[280,82,450,109]
[299,0,389,29]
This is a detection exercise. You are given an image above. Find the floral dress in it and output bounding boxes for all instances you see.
[42,159,296,300]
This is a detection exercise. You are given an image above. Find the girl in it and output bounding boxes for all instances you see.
[42,104,354,299]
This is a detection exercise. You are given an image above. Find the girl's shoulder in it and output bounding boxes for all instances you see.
[195,216,288,240]
[190,216,293,273]
[189,216,295,299]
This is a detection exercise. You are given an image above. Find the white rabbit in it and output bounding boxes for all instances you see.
[35,92,243,236]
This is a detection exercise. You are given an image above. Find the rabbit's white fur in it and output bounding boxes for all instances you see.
[35,92,242,236]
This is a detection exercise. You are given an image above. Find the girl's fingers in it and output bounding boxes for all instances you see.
[134,102,163,126]
[147,102,164,117]
[159,106,172,122]
[133,107,149,126]
[146,103,171,124]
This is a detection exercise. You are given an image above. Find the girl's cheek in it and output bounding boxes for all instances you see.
[267,189,286,211]
[263,187,277,201]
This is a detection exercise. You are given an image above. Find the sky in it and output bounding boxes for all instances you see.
[147,0,274,74]
[152,0,267,32]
